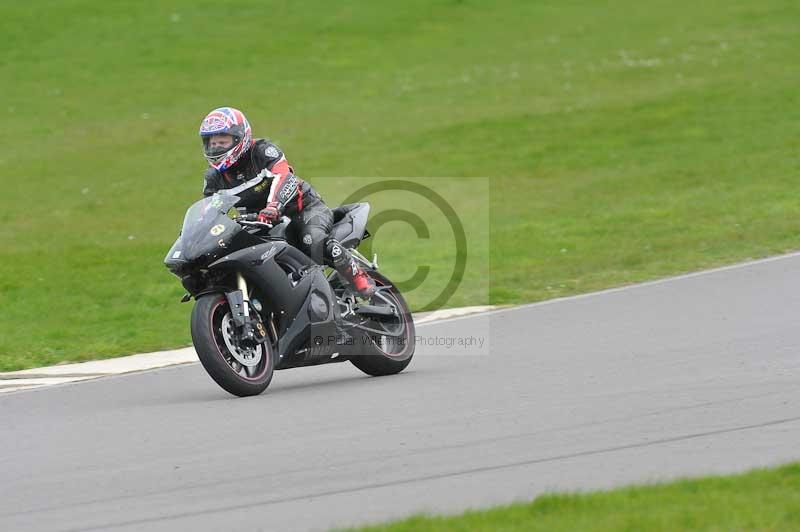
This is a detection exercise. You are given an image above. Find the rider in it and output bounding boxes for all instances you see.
[199,107,376,298]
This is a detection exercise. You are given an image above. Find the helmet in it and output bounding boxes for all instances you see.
[199,107,253,172]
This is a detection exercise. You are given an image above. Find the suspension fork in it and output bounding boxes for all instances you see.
[225,272,251,328]
[226,272,267,343]
[237,272,251,318]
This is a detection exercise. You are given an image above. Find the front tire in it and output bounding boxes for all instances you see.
[191,294,275,397]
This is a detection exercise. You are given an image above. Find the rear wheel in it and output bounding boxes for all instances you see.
[191,294,275,397]
[347,271,415,376]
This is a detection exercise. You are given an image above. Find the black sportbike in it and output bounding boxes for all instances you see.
[164,193,415,396]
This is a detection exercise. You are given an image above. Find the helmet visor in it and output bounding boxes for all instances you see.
[202,134,239,163]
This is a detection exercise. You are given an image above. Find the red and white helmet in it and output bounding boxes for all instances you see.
[199,107,253,172]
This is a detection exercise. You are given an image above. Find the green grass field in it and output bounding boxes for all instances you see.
[347,462,800,531]
[2,0,799,370]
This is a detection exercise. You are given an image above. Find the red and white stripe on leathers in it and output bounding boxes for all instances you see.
[266,156,293,204]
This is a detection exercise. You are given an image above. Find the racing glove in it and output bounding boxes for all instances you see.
[258,202,281,223]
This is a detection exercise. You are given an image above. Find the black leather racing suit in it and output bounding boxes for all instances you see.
[202,139,335,264]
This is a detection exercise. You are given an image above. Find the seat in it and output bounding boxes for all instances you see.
[330,203,371,249]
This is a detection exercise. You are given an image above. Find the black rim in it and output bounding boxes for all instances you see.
[329,271,414,359]
[363,279,413,359]
[209,298,272,381]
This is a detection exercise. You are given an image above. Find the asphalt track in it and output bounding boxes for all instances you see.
[2,254,800,532]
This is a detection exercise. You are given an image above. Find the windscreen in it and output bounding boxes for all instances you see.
[179,194,241,261]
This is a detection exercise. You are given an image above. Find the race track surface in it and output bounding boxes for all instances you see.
[2,255,800,531]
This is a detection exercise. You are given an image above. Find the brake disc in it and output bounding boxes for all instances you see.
[221,313,263,367]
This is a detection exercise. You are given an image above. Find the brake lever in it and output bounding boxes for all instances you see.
[240,220,274,228]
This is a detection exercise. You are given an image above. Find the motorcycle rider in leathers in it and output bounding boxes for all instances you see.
[199,107,376,298]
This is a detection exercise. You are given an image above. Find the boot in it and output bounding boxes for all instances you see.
[338,256,376,298]
[327,239,377,298]
[350,262,377,298]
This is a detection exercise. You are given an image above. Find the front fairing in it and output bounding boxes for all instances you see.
[165,194,243,266]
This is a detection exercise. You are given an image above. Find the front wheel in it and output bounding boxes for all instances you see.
[191,294,275,397]
[348,270,415,377]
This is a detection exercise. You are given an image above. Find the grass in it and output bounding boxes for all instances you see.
[1,0,799,369]
[346,462,800,531]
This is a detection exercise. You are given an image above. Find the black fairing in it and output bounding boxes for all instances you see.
[276,273,342,369]
[165,195,254,274]
[207,242,339,367]
[165,193,366,371]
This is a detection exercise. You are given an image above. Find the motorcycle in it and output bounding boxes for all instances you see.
[164,192,415,397]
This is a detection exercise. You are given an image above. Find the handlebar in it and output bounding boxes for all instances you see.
[240,220,274,228]
[236,212,291,229]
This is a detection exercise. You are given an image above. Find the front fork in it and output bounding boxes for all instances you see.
[226,273,266,344]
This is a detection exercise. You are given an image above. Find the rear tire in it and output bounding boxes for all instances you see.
[349,271,415,377]
[191,294,275,397]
